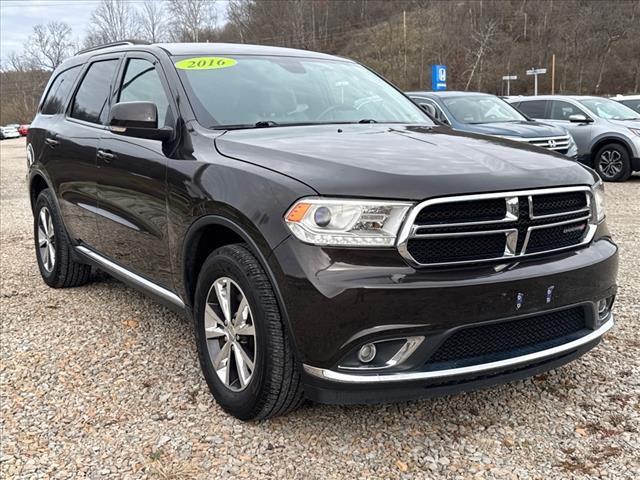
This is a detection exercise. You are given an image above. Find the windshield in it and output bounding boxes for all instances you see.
[173,55,432,128]
[579,98,640,120]
[442,95,527,124]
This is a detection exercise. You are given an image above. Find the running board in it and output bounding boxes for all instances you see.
[75,246,185,309]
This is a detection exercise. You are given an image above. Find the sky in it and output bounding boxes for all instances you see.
[0,0,228,65]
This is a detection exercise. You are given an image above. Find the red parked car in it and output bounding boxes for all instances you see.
[18,124,30,136]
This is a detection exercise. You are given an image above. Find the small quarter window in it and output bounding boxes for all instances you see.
[70,59,119,124]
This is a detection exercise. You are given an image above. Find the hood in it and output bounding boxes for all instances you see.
[608,118,640,127]
[460,120,567,138]
[215,124,596,200]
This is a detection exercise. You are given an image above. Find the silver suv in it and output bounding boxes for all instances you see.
[509,95,640,182]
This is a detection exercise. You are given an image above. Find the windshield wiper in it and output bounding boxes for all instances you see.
[357,119,378,123]
[254,120,279,128]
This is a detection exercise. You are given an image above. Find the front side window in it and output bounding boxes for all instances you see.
[550,101,585,120]
[516,100,549,119]
[173,55,431,128]
[579,98,640,120]
[41,66,81,115]
[441,96,527,124]
[118,58,171,127]
[70,59,119,124]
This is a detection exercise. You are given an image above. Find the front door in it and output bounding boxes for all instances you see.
[96,53,176,289]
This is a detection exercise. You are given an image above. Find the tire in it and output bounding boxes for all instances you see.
[34,189,92,288]
[594,143,631,182]
[194,244,303,420]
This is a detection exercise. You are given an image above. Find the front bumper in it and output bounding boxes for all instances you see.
[268,224,618,403]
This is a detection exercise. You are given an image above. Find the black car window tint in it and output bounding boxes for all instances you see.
[118,58,172,127]
[517,100,548,119]
[70,59,119,124]
[41,66,81,115]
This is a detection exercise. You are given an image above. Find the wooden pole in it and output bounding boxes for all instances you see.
[551,54,556,95]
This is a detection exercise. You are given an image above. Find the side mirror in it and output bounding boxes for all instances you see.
[569,114,592,123]
[420,103,437,118]
[109,101,172,141]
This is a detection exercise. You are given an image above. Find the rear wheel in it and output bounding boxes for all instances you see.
[34,189,92,288]
[194,244,303,420]
[595,144,631,182]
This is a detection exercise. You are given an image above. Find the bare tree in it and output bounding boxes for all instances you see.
[86,0,140,46]
[167,0,217,42]
[138,0,167,43]
[22,21,75,71]
[464,20,497,91]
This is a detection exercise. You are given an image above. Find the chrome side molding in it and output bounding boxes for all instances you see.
[303,315,614,384]
[75,246,185,309]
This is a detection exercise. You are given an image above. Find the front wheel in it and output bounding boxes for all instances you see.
[194,244,303,420]
[595,144,631,182]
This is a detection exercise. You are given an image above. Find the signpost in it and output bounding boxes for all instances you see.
[526,68,547,96]
[502,75,517,96]
[431,65,447,91]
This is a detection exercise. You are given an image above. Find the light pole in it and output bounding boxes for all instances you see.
[526,68,547,96]
[502,75,517,96]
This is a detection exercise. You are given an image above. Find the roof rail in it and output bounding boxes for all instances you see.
[76,40,151,56]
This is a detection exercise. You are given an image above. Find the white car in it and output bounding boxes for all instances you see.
[0,126,21,140]
[612,95,640,115]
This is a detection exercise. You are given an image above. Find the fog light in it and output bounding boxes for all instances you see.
[357,343,377,363]
[597,299,608,316]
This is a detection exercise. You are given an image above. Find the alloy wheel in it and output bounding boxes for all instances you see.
[204,277,257,391]
[37,206,56,272]
[598,149,623,179]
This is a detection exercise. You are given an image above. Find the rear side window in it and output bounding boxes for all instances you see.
[550,101,584,120]
[70,59,119,124]
[41,66,81,115]
[517,100,548,119]
[118,58,172,127]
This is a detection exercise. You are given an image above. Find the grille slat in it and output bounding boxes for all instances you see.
[426,307,586,368]
[402,188,593,266]
[415,198,506,225]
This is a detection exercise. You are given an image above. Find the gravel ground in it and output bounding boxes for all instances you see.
[1,136,639,479]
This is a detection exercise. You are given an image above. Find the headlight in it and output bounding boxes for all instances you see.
[628,127,640,137]
[592,181,606,222]
[285,198,412,247]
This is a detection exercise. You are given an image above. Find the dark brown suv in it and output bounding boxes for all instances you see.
[28,41,618,420]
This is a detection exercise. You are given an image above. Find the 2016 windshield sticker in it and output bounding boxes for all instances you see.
[175,57,237,70]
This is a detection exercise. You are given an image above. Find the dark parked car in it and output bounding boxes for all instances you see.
[407,91,578,158]
[28,41,617,420]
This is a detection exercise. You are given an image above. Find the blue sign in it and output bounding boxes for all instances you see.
[431,65,447,91]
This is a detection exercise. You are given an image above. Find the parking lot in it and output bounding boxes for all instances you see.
[1,136,638,478]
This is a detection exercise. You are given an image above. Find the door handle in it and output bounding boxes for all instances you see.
[44,137,59,148]
[97,149,116,163]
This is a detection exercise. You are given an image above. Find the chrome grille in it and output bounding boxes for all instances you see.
[397,187,596,267]
[527,135,571,153]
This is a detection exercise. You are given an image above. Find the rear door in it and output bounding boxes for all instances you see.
[95,52,176,288]
[46,56,122,248]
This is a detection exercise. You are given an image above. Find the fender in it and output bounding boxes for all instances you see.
[181,214,300,361]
